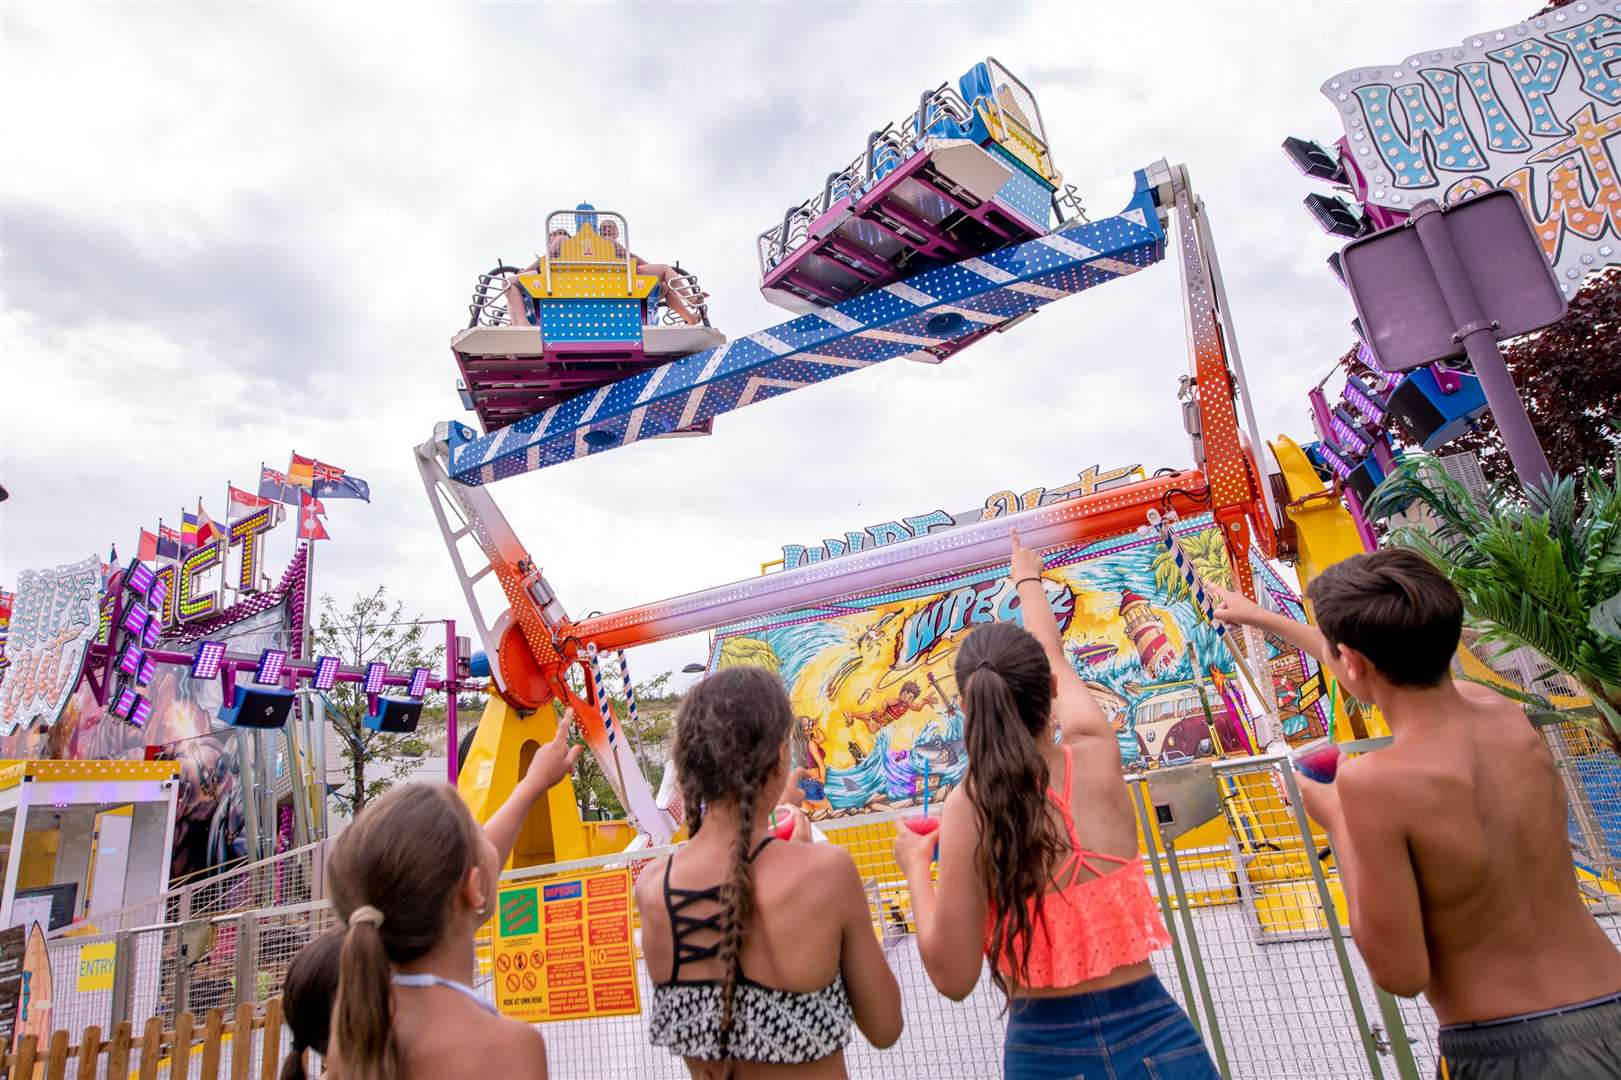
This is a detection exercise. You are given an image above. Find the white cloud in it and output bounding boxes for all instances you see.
[1,1,1529,687]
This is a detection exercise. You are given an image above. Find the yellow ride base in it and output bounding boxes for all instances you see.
[457,696,591,868]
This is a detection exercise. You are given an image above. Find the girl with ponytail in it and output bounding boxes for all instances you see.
[280,929,340,1080]
[325,712,582,1080]
[895,533,1218,1080]
[637,665,902,1078]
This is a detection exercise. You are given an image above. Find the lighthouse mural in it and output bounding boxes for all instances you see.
[1118,589,1178,673]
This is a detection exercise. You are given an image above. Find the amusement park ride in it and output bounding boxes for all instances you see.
[417,59,1337,862]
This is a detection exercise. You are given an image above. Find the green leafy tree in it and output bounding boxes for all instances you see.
[314,587,444,816]
[1368,456,1621,757]
[1444,268,1621,487]
[569,670,679,820]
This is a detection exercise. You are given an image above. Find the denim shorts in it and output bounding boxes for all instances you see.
[1004,975,1219,1080]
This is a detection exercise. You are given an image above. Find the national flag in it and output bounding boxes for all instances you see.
[297,489,330,541]
[138,529,159,562]
[228,484,273,518]
[157,525,182,560]
[196,502,222,544]
[258,466,298,506]
[288,453,316,489]
[310,460,371,502]
[180,511,200,549]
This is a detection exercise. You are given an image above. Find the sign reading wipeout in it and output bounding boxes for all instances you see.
[1322,3,1621,291]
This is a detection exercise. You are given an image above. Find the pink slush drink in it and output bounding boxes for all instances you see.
[1293,742,1342,784]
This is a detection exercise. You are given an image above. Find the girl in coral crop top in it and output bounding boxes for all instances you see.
[895,533,1219,1080]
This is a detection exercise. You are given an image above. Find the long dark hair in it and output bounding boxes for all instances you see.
[956,621,1068,996]
[326,784,484,1080]
[280,928,343,1080]
[672,666,794,1067]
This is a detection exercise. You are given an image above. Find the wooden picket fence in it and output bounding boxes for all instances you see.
[4,999,286,1080]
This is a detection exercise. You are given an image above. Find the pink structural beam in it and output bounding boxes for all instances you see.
[567,470,1210,653]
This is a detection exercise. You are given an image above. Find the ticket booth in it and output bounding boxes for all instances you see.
[0,760,180,931]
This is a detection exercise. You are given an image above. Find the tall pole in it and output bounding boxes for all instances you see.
[1407,200,1553,492]
[445,619,459,784]
[300,536,323,839]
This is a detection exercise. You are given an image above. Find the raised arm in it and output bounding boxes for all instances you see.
[1209,583,1330,666]
[483,708,583,868]
[1009,530,1113,745]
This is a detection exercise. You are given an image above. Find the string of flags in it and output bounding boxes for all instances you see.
[127,452,370,562]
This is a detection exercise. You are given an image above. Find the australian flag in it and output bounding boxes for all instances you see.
[259,466,299,506]
[311,460,371,502]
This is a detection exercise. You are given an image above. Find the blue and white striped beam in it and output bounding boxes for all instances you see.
[447,168,1167,486]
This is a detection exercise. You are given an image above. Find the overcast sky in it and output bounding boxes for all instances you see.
[1,1,1532,686]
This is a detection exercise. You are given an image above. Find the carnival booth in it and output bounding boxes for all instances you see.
[0,759,179,932]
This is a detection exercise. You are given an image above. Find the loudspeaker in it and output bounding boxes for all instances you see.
[364,696,424,734]
[1387,367,1489,451]
[1344,454,1387,505]
[218,685,295,729]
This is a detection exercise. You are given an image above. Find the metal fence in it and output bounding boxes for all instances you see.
[48,839,327,941]
[40,741,1621,1079]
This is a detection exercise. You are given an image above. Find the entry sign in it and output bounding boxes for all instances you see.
[1340,189,1566,372]
[76,940,117,992]
[492,868,640,1023]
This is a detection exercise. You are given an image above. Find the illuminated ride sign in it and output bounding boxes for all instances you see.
[0,557,103,737]
[779,464,1144,570]
[1322,4,1621,292]
[148,504,284,630]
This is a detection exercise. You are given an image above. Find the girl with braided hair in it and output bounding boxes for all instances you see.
[325,712,582,1080]
[637,666,902,1078]
[895,532,1217,1080]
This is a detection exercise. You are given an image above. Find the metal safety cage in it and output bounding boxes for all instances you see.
[469,264,521,328]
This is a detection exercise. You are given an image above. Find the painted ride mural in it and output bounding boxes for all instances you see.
[711,513,1326,818]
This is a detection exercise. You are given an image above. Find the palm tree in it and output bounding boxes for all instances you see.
[1366,455,1621,758]
[1150,526,1235,612]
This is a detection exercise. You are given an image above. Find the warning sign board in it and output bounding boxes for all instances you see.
[492,867,640,1022]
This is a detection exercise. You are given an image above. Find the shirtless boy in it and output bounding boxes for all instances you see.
[1212,549,1621,1079]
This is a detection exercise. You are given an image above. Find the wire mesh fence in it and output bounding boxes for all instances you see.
[36,732,1621,1080]
[48,840,327,940]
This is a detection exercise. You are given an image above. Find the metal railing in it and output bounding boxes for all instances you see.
[49,840,327,941]
[755,61,1054,275]
[655,266,710,327]
[468,264,521,328]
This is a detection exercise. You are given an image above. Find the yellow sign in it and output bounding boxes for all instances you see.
[75,940,115,992]
[492,868,640,1023]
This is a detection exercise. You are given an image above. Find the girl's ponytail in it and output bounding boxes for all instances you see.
[956,621,1067,997]
[331,912,397,1080]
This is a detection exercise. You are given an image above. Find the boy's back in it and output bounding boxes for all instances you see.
[1351,683,1621,1024]
[1214,548,1621,1079]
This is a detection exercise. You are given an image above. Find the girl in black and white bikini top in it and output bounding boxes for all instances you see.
[636,667,904,1078]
